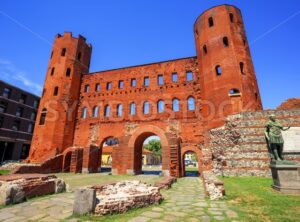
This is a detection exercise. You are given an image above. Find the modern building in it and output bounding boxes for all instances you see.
[0,80,40,163]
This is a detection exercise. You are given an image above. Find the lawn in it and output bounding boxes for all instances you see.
[0,169,10,175]
[221,177,300,222]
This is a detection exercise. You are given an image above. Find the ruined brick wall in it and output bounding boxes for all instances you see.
[208,110,300,177]
[277,98,300,110]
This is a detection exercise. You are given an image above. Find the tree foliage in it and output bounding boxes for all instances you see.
[144,139,162,156]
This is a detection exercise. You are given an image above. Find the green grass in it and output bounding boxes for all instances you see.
[221,177,300,222]
[185,166,198,172]
[0,169,10,175]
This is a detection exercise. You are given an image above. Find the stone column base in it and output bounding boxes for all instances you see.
[270,162,300,194]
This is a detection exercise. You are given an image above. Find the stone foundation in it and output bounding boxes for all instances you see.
[0,174,66,205]
[73,181,163,216]
[202,171,225,200]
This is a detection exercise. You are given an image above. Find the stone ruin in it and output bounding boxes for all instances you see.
[74,180,164,216]
[0,174,66,205]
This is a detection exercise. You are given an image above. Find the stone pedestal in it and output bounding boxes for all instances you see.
[270,163,300,194]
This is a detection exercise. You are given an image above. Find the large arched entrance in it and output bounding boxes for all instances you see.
[127,125,171,176]
[99,136,119,173]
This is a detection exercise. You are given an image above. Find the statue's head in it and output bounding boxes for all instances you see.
[269,114,276,121]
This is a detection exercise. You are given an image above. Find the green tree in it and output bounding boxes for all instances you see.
[144,139,162,156]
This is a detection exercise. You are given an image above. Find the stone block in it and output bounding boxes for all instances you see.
[73,188,96,215]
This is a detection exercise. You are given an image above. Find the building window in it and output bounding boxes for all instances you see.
[187,96,196,111]
[95,83,100,92]
[50,51,53,59]
[30,112,36,121]
[12,120,20,131]
[19,94,27,104]
[203,45,207,54]
[172,73,178,82]
[28,123,33,133]
[106,82,112,90]
[16,107,24,117]
[84,84,90,93]
[157,100,164,113]
[66,68,71,77]
[143,101,150,114]
[77,52,82,61]
[119,80,124,89]
[82,107,88,119]
[223,37,229,47]
[61,48,66,56]
[229,13,234,23]
[216,65,222,76]
[117,104,123,117]
[2,88,11,98]
[158,75,164,86]
[53,87,59,96]
[240,62,245,74]
[33,100,39,109]
[51,67,55,76]
[144,77,149,87]
[186,71,193,81]
[104,105,110,117]
[0,102,8,113]
[0,117,3,128]
[208,17,214,27]
[172,98,180,112]
[130,103,136,116]
[131,78,136,88]
[39,108,47,125]
[229,88,241,96]
[92,106,99,118]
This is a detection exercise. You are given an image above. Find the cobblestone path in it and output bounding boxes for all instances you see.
[0,177,238,221]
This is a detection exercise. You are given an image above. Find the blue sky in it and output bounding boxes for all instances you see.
[0,0,299,109]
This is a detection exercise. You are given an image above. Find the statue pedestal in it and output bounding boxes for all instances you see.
[270,162,300,194]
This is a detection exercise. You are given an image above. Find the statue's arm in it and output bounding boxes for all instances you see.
[282,126,291,131]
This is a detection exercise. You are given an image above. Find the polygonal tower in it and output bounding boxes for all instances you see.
[29,32,92,163]
[194,5,263,130]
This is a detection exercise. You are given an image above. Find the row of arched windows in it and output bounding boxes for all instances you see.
[81,97,196,119]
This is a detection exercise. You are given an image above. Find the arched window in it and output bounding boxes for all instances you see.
[216,65,222,76]
[130,103,136,116]
[143,101,150,114]
[61,48,66,57]
[53,87,59,96]
[117,104,123,117]
[172,98,180,112]
[50,67,55,76]
[229,13,234,23]
[187,97,196,111]
[203,45,207,54]
[84,84,90,93]
[240,62,245,74]
[223,37,229,47]
[157,100,164,113]
[39,108,47,125]
[66,68,71,77]
[82,107,88,119]
[104,105,110,117]
[208,17,214,27]
[92,106,98,118]
[229,89,241,96]
[77,52,82,61]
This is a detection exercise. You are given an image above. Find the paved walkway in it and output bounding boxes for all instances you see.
[0,177,238,222]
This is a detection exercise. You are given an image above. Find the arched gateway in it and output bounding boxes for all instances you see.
[28,5,262,177]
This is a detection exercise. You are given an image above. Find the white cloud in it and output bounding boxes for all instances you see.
[0,59,42,95]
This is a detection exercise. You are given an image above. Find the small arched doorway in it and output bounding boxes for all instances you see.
[182,151,199,177]
[99,137,119,173]
[63,151,72,173]
[142,135,162,175]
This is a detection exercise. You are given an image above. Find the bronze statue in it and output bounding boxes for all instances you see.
[265,114,290,161]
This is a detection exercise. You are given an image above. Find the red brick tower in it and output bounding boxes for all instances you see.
[194,5,263,130]
[29,32,92,163]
